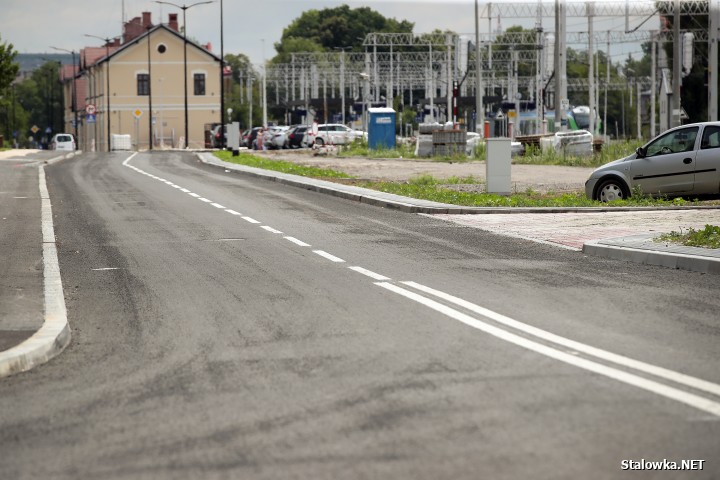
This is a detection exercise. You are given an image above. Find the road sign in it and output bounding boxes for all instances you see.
[87,114,96,124]
[31,125,39,134]
[85,104,96,115]
[133,108,143,119]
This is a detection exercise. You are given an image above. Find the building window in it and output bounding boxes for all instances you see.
[194,73,206,96]
[137,73,149,96]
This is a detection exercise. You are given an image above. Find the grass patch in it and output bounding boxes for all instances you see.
[215,150,352,179]
[356,177,695,208]
[656,225,720,249]
[214,151,710,208]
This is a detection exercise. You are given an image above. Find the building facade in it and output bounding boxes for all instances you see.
[61,12,221,151]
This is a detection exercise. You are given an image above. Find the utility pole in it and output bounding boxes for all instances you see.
[261,39,267,128]
[710,0,719,121]
[587,2,595,135]
[651,31,657,136]
[672,0,681,127]
[554,0,567,130]
[475,0,483,135]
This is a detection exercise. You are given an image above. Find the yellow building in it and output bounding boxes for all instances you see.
[64,12,221,151]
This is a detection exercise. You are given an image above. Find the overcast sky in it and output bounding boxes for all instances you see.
[2,0,653,65]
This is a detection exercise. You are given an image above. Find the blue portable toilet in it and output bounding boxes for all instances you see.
[368,107,396,150]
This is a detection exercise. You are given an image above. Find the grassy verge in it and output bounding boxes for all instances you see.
[656,225,720,249]
[215,150,353,179]
[358,175,696,208]
[213,151,710,208]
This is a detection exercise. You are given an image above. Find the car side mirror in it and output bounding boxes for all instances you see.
[635,147,646,158]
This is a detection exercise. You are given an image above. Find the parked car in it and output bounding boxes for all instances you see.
[267,126,290,149]
[312,123,366,146]
[245,127,263,150]
[50,133,75,151]
[210,125,226,148]
[586,122,720,201]
[285,125,309,149]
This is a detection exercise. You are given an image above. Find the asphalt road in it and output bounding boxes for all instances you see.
[1,151,719,479]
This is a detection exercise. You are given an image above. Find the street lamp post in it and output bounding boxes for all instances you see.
[155,0,214,149]
[84,34,116,152]
[50,46,78,143]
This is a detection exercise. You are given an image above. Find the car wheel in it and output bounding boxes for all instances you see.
[315,137,325,147]
[596,178,629,202]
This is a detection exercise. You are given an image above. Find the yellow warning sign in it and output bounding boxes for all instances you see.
[133,109,143,119]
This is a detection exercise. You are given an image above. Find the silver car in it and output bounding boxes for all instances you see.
[586,122,720,201]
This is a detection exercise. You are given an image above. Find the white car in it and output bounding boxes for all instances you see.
[51,133,75,151]
[311,124,365,146]
[268,126,290,149]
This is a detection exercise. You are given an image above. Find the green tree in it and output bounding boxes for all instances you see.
[274,5,414,59]
[0,35,20,143]
[658,1,713,123]
[0,35,18,92]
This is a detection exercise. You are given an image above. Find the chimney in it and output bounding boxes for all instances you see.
[142,11,152,27]
[169,13,179,32]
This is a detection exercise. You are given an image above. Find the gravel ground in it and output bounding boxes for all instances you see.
[254,149,594,193]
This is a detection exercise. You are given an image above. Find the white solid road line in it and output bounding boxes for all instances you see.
[0,164,72,377]
[402,281,720,399]
[376,281,720,417]
[313,250,345,263]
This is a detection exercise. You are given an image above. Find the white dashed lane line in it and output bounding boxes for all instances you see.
[119,154,720,417]
[313,250,345,263]
[284,236,311,247]
[348,266,391,281]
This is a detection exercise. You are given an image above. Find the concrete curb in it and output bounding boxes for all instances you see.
[583,235,720,275]
[198,153,720,215]
[0,153,74,378]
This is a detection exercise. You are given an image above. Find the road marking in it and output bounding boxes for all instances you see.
[188,193,201,198]
[284,236,311,247]
[313,250,345,263]
[402,281,720,399]
[211,203,226,209]
[198,197,212,203]
[261,226,283,234]
[348,266,391,281]
[242,216,261,224]
[376,281,720,417]
[225,209,243,216]
[92,267,120,271]
[0,165,72,377]
[180,188,191,193]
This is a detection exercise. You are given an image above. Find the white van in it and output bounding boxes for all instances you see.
[51,133,76,151]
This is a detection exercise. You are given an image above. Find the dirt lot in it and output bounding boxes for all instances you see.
[256,149,594,193]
